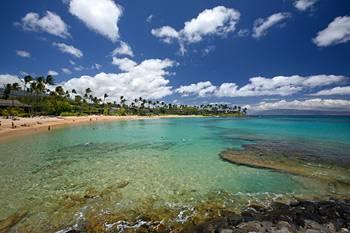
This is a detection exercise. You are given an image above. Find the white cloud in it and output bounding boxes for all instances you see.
[237,29,250,37]
[62,68,72,74]
[176,75,347,97]
[61,58,175,100]
[112,41,134,57]
[181,6,240,43]
[202,46,216,56]
[313,16,350,47]
[74,66,84,71]
[19,71,29,76]
[151,26,180,44]
[252,98,350,111]
[253,12,291,38]
[0,74,22,87]
[68,0,122,42]
[310,86,350,96]
[151,6,240,54]
[53,42,83,58]
[94,64,102,70]
[69,60,76,65]
[47,70,59,76]
[146,14,153,23]
[17,11,70,38]
[112,57,137,71]
[16,50,31,58]
[294,0,318,11]
[176,81,217,97]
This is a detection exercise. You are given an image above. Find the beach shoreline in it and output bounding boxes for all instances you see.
[0,115,200,141]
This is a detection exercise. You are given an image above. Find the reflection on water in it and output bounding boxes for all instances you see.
[0,116,349,232]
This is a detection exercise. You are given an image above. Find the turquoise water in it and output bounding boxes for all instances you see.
[0,116,349,231]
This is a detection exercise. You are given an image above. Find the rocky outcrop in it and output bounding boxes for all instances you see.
[182,200,350,233]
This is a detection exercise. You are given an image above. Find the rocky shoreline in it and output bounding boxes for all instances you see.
[2,199,349,233]
[182,199,350,233]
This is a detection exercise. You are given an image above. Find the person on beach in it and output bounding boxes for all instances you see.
[48,126,51,131]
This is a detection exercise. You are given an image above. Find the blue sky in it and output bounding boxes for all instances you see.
[1,0,350,112]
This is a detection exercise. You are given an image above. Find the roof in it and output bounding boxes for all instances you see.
[0,99,31,107]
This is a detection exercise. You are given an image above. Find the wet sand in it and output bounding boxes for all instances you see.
[0,115,199,141]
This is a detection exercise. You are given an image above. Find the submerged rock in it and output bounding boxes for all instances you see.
[116,180,129,189]
[219,144,350,190]
[0,210,27,233]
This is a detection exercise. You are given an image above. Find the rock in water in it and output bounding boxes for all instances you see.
[117,180,129,189]
[0,211,27,233]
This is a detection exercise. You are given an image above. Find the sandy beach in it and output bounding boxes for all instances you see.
[0,115,198,141]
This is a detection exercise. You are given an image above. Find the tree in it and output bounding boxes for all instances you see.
[103,93,108,103]
[11,83,21,91]
[45,75,55,85]
[2,84,12,99]
[55,86,65,96]
[85,88,92,95]
[24,75,33,93]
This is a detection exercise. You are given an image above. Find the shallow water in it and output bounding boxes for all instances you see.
[0,116,349,231]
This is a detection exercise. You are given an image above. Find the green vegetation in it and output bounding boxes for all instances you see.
[0,75,247,117]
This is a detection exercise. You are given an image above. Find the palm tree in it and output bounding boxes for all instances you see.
[55,86,65,96]
[24,75,33,93]
[120,96,126,106]
[103,93,108,103]
[11,83,21,91]
[74,95,82,103]
[85,88,92,101]
[2,84,12,99]
[45,75,55,85]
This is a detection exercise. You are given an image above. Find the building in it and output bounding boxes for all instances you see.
[0,99,32,111]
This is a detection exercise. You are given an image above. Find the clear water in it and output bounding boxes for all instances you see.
[0,116,349,231]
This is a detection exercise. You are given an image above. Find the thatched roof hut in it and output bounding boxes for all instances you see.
[0,99,31,108]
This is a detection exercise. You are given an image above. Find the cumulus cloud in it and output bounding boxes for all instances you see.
[252,98,350,111]
[0,74,22,87]
[294,0,318,11]
[68,0,122,42]
[112,41,134,57]
[61,58,175,100]
[151,26,180,43]
[313,16,350,47]
[17,11,70,38]
[16,50,31,58]
[176,75,347,97]
[253,12,291,38]
[151,6,240,54]
[53,42,83,58]
[176,81,217,97]
[310,86,350,96]
[112,57,137,71]
[47,70,59,76]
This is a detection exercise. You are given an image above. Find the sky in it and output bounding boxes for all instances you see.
[1,0,350,113]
